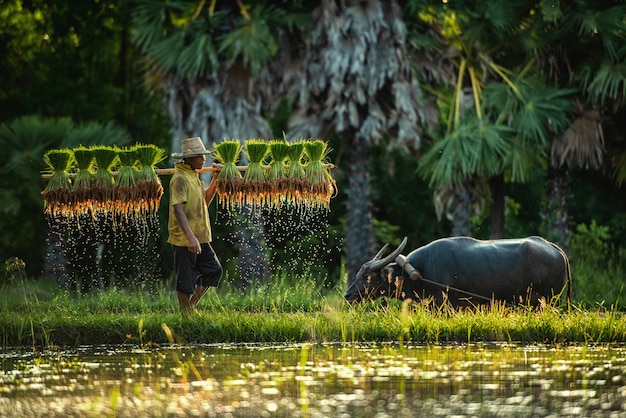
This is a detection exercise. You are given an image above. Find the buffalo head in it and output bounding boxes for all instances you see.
[344,237,408,303]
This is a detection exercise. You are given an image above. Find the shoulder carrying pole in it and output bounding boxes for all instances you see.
[40,164,335,181]
[395,254,422,281]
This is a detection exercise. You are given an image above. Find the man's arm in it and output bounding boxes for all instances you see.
[173,203,201,254]
[205,163,222,205]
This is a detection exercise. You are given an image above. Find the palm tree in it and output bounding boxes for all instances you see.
[131,0,311,287]
[409,0,575,238]
[537,1,626,252]
[288,0,429,280]
[0,116,132,282]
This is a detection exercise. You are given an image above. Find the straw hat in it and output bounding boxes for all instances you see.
[172,137,212,159]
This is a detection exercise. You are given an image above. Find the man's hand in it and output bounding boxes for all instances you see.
[187,236,202,254]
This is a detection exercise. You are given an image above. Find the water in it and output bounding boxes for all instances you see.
[215,203,342,287]
[2,342,625,417]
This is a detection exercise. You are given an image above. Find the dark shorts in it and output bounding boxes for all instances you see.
[172,243,222,294]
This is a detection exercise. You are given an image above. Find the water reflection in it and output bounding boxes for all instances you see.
[1,342,626,417]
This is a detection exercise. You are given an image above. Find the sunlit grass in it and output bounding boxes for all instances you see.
[1,277,626,348]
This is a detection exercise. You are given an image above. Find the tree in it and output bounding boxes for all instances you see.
[538,1,626,252]
[0,0,169,138]
[409,0,574,238]
[288,0,428,280]
[0,116,132,280]
[0,0,169,280]
[131,0,314,287]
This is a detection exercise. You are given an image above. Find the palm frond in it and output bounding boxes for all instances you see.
[419,117,511,187]
[569,5,626,60]
[65,121,132,148]
[575,59,626,105]
[131,0,195,51]
[0,115,73,175]
[551,105,604,169]
[506,139,545,183]
[540,0,562,23]
[177,32,218,78]
[148,31,186,75]
[218,5,282,75]
[483,76,574,146]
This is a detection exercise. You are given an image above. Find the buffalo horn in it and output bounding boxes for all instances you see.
[373,243,389,261]
[368,236,408,272]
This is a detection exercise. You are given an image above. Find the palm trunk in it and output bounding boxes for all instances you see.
[345,141,375,281]
[542,166,570,254]
[489,174,505,239]
[451,181,472,237]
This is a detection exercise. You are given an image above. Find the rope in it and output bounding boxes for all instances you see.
[394,254,513,307]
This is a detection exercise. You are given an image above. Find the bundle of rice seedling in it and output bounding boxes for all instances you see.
[243,139,269,210]
[114,147,140,218]
[91,146,119,215]
[286,140,308,208]
[135,144,166,214]
[212,139,243,210]
[267,140,290,208]
[41,149,75,218]
[304,139,336,211]
[71,146,95,216]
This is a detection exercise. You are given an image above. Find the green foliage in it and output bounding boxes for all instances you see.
[569,221,626,308]
[3,278,626,347]
[419,116,512,187]
[132,1,309,78]
[219,5,282,75]
[0,115,134,280]
[369,143,448,248]
[571,220,611,264]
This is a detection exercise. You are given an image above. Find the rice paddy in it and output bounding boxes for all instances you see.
[1,341,626,417]
[39,138,338,292]
[41,144,166,292]
[41,144,165,223]
[30,140,626,416]
[210,138,337,214]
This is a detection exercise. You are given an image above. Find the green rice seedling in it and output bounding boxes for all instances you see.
[135,144,166,213]
[304,140,336,211]
[71,146,95,216]
[212,139,243,210]
[42,148,75,218]
[267,139,290,208]
[286,140,308,209]
[91,145,119,214]
[114,147,140,218]
[243,139,269,211]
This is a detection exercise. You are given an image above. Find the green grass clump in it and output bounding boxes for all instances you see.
[71,146,95,216]
[243,139,269,210]
[135,144,166,213]
[267,140,291,207]
[286,140,308,208]
[304,140,335,211]
[212,139,243,210]
[1,277,626,348]
[42,149,74,217]
[114,147,141,217]
[90,146,118,214]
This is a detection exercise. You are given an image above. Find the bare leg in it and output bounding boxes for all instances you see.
[189,285,209,309]
[177,291,194,313]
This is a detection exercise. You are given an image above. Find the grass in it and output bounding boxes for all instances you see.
[2,277,626,349]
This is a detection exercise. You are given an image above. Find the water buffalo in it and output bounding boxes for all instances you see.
[344,236,571,306]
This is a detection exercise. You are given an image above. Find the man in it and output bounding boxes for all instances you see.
[168,137,222,313]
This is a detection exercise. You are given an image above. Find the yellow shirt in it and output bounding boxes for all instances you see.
[167,163,212,246]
